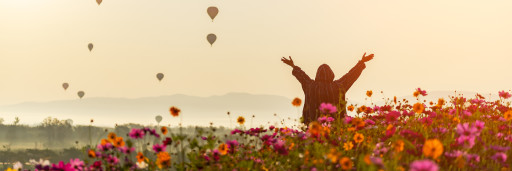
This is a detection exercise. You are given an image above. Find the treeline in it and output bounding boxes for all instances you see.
[0,117,233,150]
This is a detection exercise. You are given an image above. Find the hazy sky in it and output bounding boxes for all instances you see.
[1,0,511,106]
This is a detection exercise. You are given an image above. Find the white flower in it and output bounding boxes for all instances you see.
[29,159,50,166]
[136,161,148,169]
[13,161,23,170]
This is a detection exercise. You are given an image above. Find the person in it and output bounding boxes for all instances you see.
[282,53,374,126]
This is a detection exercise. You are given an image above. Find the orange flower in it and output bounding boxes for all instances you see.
[327,148,340,163]
[161,126,168,135]
[292,97,302,107]
[393,140,404,152]
[366,90,373,97]
[347,105,354,112]
[136,152,145,162]
[113,137,125,147]
[364,154,371,165]
[308,121,322,136]
[413,91,420,97]
[437,98,445,107]
[504,111,512,121]
[88,149,96,158]
[101,139,110,145]
[218,143,229,155]
[413,103,425,114]
[354,132,364,143]
[108,132,117,142]
[237,116,245,125]
[423,139,443,159]
[339,157,353,170]
[343,142,354,151]
[169,106,181,117]
[393,96,397,104]
[156,152,171,169]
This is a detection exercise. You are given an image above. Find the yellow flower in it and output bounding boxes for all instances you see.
[423,139,443,159]
[5,168,16,171]
[339,157,353,170]
[354,132,364,144]
[237,116,245,125]
[218,143,229,155]
[504,111,512,121]
[366,90,373,97]
[413,103,424,114]
[343,142,354,151]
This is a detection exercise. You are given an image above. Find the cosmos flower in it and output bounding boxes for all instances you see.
[343,142,354,151]
[423,139,443,159]
[409,160,439,171]
[319,103,337,114]
[161,126,168,135]
[366,90,373,97]
[499,91,511,99]
[354,132,364,144]
[339,157,353,170]
[413,103,425,114]
[347,105,355,112]
[152,143,166,153]
[292,97,302,107]
[218,143,229,155]
[170,106,181,117]
[237,116,245,125]
[129,128,145,139]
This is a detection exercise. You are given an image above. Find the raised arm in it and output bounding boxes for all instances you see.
[282,56,313,87]
[335,53,374,92]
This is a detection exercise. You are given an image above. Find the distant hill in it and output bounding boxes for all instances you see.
[0,93,312,127]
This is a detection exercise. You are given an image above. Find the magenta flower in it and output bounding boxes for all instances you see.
[473,120,485,132]
[416,88,428,96]
[319,103,337,114]
[409,160,439,171]
[51,161,74,171]
[152,143,166,153]
[499,91,511,99]
[491,152,507,164]
[106,155,119,165]
[272,139,289,155]
[128,128,145,139]
[456,123,478,138]
[69,158,84,170]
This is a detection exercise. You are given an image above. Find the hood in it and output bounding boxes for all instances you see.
[315,64,335,82]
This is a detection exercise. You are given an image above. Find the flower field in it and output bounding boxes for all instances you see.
[4,89,512,171]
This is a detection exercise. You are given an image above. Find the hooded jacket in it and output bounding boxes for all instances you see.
[292,61,366,125]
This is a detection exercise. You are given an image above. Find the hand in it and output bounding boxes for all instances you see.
[361,53,374,63]
[281,56,295,67]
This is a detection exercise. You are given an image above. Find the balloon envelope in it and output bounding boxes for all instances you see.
[207,6,219,21]
[207,34,217,46]
[88,43,93,52]
[96,0,102,5]
[156,73,164,81]
[77,91,85,99]
[155,115,162,123]
[62,83,69,90]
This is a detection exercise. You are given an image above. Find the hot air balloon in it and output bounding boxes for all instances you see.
[156,73,164,82]
[207,34,217,46]
[88,43,93,52]
[207,6,219,21]
[155,115,162,124]
[62,83,69,90]
[77,91,85,99]
[96,0,102,5]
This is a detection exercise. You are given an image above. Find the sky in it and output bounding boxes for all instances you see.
[1,0,512,106]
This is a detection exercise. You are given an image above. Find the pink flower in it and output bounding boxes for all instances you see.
[409,160,439,171]
[416,88,428,96]
[69,158,84,170]
[319,103,337,114]
[499,91,511,99]
[128,128,145,139]
[491,152,507,164]
[152,143,166,153]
